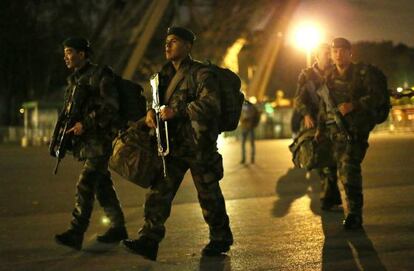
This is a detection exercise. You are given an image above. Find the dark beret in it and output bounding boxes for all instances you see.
[167,27,196,44]
[62,37,92,52]
[331,37,351,49]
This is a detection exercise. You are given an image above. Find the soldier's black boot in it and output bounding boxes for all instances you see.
[55,229,83,250]
[343,213,363,230]
[320,199,342,211]
[122,236,159,261]
[97,226,128,243]
[201,240,232,256]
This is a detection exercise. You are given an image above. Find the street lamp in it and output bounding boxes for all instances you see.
[293,23,323,67]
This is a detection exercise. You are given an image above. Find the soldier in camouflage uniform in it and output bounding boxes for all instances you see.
[123,27,233,260]
[317,38,385,229]
[294,43,341,211]
[54,37,127,250]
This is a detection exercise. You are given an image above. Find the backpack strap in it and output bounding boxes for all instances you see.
[163,67,187,104]
[352,62,369,86]
[187,61,210,98]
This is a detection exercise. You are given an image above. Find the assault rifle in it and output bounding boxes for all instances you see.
[318,83,352,143]
[49,85,82,174]
[150,73,169,178]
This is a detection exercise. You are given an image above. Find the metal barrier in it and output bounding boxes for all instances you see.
[0,126,25,144]
[2,105,414,146]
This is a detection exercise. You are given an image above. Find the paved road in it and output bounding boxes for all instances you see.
[0,133,413,270]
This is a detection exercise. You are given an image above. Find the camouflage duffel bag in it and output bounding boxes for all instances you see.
[109,119,161,188]
[288,128,335,170]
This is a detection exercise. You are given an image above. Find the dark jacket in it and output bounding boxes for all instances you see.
[239,100,260,131]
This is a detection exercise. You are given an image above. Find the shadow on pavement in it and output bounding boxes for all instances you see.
[273,168,321,217]
[199,255,231,271]
[321,212,387,271]
[82,241,120,254]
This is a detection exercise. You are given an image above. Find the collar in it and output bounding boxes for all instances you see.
[177,56,193,70]
[313,62,335,77]
[332,63,354,80]
[75,61,92,75]
[162,55,193,72]
[68,61,92,82]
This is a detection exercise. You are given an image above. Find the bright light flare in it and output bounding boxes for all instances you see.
[293,23,323,52]
[397,87,403,93]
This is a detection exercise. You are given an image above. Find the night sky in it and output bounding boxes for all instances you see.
[288,0,414,46]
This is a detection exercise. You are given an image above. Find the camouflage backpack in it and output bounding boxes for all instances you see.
[289,128,335,170]
[190,61,244,132]
[113,74,147,127]
[354,64,390,124]
[93,66,147,128]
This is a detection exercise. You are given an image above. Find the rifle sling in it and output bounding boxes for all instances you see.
[163,66,188,104]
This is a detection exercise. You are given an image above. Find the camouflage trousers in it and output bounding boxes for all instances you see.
[318,166,341,205]
[139,151,233,244]
[327,126,369,216]
[70,156,125,233]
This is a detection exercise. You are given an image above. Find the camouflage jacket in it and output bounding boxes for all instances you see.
[62,62,120,159]
[318,62,385,136]
[157,57,221,160]
[294,63,330,121]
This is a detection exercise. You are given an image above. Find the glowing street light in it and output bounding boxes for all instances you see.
[293,23,323,67]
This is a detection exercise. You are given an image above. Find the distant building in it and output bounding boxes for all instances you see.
[20,101,61,146]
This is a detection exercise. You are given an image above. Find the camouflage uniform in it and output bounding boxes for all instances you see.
[63,61,125,233]
[139,57,233,244]
[294,63,341,207]
[318,62,384,216]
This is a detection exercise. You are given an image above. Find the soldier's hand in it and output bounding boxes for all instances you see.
[314,129,323,143]
[66,122,84,135]
[160,106,176,120]
[304,115,315,129]
[338,102,354,116]
[145,109,156,128]
[49,143,57,157]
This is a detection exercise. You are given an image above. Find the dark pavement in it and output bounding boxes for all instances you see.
[0,133,413,270]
